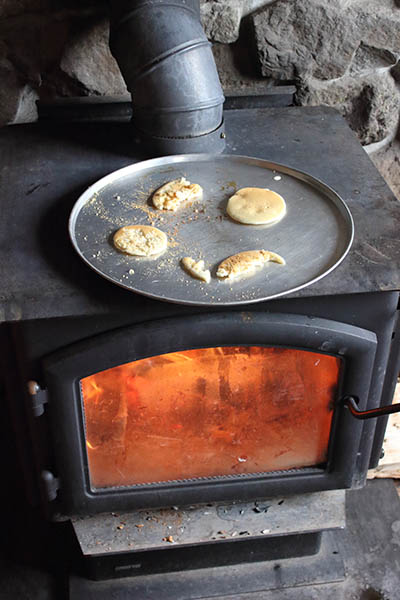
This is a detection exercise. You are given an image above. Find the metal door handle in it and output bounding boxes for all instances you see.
[342,395,400,420]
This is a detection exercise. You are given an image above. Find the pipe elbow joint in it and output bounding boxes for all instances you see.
[110,0,225,154]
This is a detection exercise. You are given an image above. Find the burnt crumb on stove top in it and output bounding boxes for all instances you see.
[253,501,271,513]
[26,182,50,195]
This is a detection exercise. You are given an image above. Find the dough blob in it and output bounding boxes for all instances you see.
[216,250,285,281]
[181,257,211,283]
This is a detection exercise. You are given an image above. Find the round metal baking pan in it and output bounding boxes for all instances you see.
[69,154,354,306]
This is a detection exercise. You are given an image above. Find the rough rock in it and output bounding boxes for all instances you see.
[349,43,399,76]
[212,41,275,95]
[0,57,38,126]
[13,84,39,123]
[0,12,74,123]
[60,17,127,96]
[242,1,277,18]
[252,0,400,81]
[0,8,119,125]
[296,71,400,145]
[201,0,243,43]
[200,0,278,44]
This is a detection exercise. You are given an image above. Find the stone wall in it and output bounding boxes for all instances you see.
[203,0,400,198]
[0,0,399,195]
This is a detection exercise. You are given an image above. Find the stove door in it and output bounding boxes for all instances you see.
[42,312,377,515]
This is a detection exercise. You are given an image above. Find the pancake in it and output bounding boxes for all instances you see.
[113,225,167,257]
[227,187,286,225]
[152,177,203,211]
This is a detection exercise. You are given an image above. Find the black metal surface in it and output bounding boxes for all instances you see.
[36,87,296,123]
[343,394,400,420]
[224,87,296,109]
[132,118,226,155]
[37,97,134,123]
[1,107,399,323]
[109,0,225,153]
[69,531,339,599]
[83,532,323,581]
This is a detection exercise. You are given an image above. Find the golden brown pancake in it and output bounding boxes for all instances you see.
[227,187,286,225]
[113,225,167,257]
[152,178,203,211]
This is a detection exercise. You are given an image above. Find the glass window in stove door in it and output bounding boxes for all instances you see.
[80,347,341,489]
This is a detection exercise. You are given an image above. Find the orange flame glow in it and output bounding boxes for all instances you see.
[80,347,340,489]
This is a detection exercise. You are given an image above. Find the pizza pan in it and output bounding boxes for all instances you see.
[69,154,354,306]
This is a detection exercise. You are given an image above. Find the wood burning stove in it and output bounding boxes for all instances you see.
[1,104,399,594]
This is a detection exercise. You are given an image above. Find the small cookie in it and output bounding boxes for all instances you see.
[227,187,286,225]
[152,177,203,211]
[113,225,167,257]
[216,250,285,280]
[181,257,211,283]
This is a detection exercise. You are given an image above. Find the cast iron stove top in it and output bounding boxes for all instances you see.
[0,106,399,322]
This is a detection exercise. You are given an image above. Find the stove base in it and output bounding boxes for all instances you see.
[82,531,323,581]
[69,531,344,599]
[67,479,400,599]
[72,490,345,580]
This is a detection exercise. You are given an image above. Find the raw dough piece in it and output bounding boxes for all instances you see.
[152,177,203,211]
[227,187,286,225]
[181,257,211,283]
[113,225,167,256]
[216,250,285,280]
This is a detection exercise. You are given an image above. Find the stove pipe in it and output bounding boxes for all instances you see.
[109,0,226,155]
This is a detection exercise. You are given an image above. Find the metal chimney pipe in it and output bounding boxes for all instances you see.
[109,0,226,155]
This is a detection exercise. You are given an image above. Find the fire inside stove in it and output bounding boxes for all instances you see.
[80,347,340,489]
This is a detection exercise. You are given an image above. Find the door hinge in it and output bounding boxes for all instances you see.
[41,470,60,502]
[27,380,48,417]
